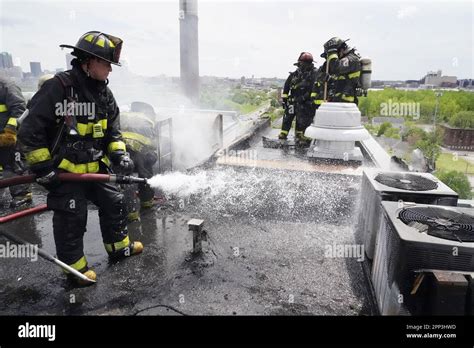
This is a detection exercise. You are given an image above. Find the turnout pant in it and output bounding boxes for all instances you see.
[295,104,316,135]
[281,104,296,134]
[47,177,129,271]
[0,145,30,198]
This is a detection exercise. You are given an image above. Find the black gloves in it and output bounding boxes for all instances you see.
[320,71,332,83]
[111,152,134,174]
[118,154,134,174]
[35,168,61,190]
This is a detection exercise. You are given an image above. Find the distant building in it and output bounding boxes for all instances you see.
[7,66,23,81]
[0,66,23,83]
[30,62,42,77]
[458,79,474,89]
[0,52,14,69]
[441,124,474,151]
[422,70,457,88]
[405,80,420,88]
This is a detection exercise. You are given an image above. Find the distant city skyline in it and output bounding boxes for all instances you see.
[1,0,472,80]
[2,50,469,82]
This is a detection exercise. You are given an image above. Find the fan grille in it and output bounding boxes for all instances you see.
[375,173,438,191]
[399,207,474,242]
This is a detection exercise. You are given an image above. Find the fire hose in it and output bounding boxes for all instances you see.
[0,173,148,283]
[0,228,96,284]
[0,173,148,189]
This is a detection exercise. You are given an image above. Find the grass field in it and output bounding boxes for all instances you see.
[436,153,474,174]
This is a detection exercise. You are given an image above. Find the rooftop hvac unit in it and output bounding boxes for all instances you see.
[372,201,474,315]
[356,169,458,260]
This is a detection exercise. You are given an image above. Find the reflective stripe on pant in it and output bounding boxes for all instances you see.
[333,92,358,104]
[47,178,129,265]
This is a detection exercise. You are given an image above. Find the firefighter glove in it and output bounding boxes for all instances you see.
[0,127,17,147]
[36,169,61,190]
[118,154,134,174]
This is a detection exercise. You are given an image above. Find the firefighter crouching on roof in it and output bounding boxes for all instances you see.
[0,76,32,207]
[18,74,55,128]
[118,110,158,222]
[18,31,143,286]
[279,52,317,146]
[321,37,362,104]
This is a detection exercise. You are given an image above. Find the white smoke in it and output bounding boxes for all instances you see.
[110,73,230,170]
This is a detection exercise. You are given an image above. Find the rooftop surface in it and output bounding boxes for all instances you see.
[0,126,377,315]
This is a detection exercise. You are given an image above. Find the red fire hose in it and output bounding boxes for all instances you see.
[0,173,147,225]
[0,173,147,189]
[0,204,48,224]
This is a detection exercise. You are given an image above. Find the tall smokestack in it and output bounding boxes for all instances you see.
[179,0,200,104]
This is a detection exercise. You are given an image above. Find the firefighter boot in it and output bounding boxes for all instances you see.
[278,131,288,140]
[140,199,154,210]
[67,269,97,287]
[10,192,33,208]
[127,210,140,223]
[108,241,144,260]
[295,132,312,148]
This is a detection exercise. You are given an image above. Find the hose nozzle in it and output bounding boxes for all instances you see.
[114,175,148,185]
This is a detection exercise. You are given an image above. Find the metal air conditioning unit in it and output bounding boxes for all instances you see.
[372,201,474,315]
[356,169,458,260]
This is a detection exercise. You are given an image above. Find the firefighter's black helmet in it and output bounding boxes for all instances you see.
[60,31,123,66]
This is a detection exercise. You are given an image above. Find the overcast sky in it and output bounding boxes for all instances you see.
[0,0,473,80]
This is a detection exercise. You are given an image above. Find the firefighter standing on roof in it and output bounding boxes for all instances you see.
[321,37,362,104]
[18,31,143,286]
[0,76,32,207]
[310,65,330,108]
[279,52,317,145]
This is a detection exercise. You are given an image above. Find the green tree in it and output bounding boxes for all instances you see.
[415,129,443,166]
[384,127,401,139]
[377,122,392,137]
[363,89,474,124]
[402,124,426,144]
[449,111,474,128]
[435,170,473,199]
